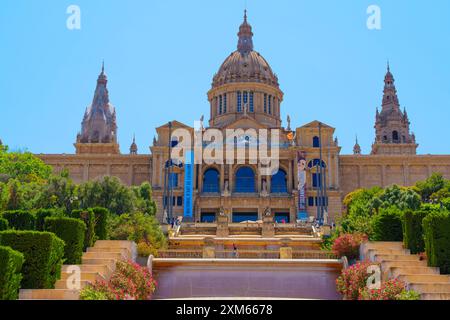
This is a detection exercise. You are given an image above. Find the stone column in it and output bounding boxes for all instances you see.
[229,164,234,193]
[288,160,293,193]
[220,164,225,193]
[129,165,134,186]
[198,164,203,193]
[83,163,89,182]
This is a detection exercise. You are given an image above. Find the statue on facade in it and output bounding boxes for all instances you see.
[219,207,226,216]
[287,115,291,131]
[261,179,269,197]
[264,207,272,217]
[222,180,230,196]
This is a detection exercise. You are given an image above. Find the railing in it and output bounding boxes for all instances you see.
[158,250,203,259]
[292,250,339,259]
[215,250,280,259]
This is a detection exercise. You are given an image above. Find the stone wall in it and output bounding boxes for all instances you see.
[339,155,450,196]
[37,154,152,186]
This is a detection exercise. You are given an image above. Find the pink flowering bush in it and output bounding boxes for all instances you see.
[80,260,157,300]
[332,233,368,261]
[358,279,406,300]
[336,261,376,300]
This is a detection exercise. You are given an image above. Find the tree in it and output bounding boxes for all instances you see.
[78,176,134,215]
[0,150,52,184]
[132,182,157,216]
[416,173,446,202]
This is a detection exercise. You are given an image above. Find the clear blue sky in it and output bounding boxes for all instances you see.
[1,0,449,155]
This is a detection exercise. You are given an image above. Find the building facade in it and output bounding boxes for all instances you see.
[37,12,450,223]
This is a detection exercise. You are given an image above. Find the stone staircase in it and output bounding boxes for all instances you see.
[19,240,137,300]
[361,242,450,300]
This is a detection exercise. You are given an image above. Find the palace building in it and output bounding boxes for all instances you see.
[38,12,450,224]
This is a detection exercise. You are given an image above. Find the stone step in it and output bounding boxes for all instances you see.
[19,289,80,300]
[86,246,131,256]
[59,271,105,282]
[82,258,117,267]
[373,254,420,263]
[398,274,450,283]
[421,292,450,300]
[408,283,450,293]
[381,260,428,269]
[55,280,91,290]
[94,240,135,250]
[389,267,440,278]
[82,251,126,261]
[364,242,404,250]
[61,264,114,278]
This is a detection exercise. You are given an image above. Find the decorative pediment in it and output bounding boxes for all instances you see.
[222,116,269,130]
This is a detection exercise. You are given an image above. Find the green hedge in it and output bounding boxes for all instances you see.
[44,217,86,265]
[92,207,109,240]
[0,245,24,300]
[402,210,428,254]
[70,209,95,249]
[0,218,8,231]
[423,210,450,274]
[0,230,65,289]
[372,207,403,241]
[1,210,36,230]
[35,209,58,231]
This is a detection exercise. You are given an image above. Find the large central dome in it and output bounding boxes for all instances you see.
[212,11,279,89]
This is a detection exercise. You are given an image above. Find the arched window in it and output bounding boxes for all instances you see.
[271,169,288,193]
[307,159,327,169]
[313,136,320,148]
[235,167,256,193]
[203,168,220,193]
[392,131,399,142]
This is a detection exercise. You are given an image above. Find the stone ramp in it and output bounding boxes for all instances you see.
[361,242,450,300]
[19,240,136,300]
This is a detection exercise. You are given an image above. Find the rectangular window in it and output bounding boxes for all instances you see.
[264,94,267,113]
[169,173,178,188]
[268,95,272,114]
[308,197,315,207]
[177,196,183,206]
[219,95,223,114]
[249,92,254,112]
[312,173,322,188]
[223,93,227,113]
[243,91,248,105]
[237,91,242,112]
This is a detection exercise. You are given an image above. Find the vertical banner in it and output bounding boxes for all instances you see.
[297,151,308,220]
[183,150,194,221]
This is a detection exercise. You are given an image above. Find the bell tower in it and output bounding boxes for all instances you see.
[371,63,418,155]
[75,63,120,154]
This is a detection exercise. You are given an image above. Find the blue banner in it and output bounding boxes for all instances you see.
[183,150,194,221]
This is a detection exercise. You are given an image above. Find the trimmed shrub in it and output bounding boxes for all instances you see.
[402,210,427,254]
[92,207,109,240]
[35,209,58,231]
[70,209,95,249]
[1,210,36,230]
[423,210,450,274]
[0,245,24,300]
[0,218,9,231]
[44,217,86,264]
[372,207,403,241]
[0,230,65,289]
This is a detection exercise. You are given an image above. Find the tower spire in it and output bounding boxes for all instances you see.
[237,10,254,55]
